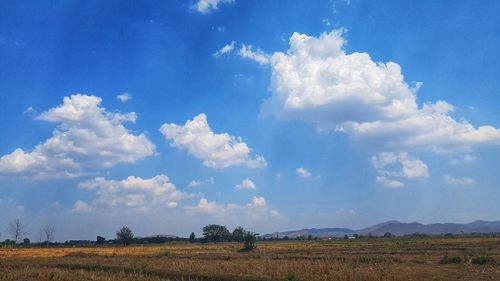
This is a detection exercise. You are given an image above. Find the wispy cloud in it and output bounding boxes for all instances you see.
[187,177,215,188]
[213,41,236,58]
[443,175,475,186]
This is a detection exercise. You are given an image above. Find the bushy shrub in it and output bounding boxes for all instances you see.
[439,255,462,264]
[471,255,495,265]
[243,232,256,250]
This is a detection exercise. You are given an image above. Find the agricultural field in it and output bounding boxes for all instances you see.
[1,237,499,281]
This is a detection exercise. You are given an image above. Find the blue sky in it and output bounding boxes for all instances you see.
[1,0,500,241]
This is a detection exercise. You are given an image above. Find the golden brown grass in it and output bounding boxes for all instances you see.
[1,237,499,281]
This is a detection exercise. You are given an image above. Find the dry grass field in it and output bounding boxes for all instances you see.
[1,237,499,281]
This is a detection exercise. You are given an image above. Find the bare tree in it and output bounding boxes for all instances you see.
[7,219,29,246]
[42,226,55,247]
[38,228,43,243]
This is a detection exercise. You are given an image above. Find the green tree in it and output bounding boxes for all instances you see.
[116,226,134,246]
[23,238,30,246]
[96,236,106,245]
[189,232,196,243]
[202,224,230,243]
[232,226,245,242]
[383,232,392,238]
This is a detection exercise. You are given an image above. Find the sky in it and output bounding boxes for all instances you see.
[1,0,500,241]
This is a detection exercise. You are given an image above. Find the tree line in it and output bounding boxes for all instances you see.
[1,219,257,250]
[113,224,257,250]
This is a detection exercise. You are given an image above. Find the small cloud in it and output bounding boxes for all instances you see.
[50,201,61,208]
[213,41,236,58]
[22,106,36,115]
[296,167,311,178]
[117,93,131,102]
[16,205,25,212]
[72,200,92,213]
[443,175,475,186]
[449,154,477,165]
[187,177,215,188]
[235,178,256,190]
[376,176,404,188]
[371,152,428,187]
[191,0,234,14]
[184,198,222,215]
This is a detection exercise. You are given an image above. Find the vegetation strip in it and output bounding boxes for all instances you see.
[53,263,275,281]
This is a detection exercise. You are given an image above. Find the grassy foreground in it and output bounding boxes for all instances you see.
[1,237,499,281]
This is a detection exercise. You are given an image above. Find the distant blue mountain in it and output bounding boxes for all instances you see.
[261,220,500,238]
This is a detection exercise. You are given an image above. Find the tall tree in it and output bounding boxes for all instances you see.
[116,226,134,246]
[202,224,230,243]
[189,232,196,243]
[7,219,29,246]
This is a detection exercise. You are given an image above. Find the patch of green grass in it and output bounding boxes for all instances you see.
[283,272,300,281]
[155,250,172,257]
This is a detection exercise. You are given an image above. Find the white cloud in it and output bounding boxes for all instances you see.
[191,0,234,14]
[116,93,131,102]
[443,175,475,186]
[159,113,266,168]
[213,41,236,58]
[376,176,404,188]
[0,94,155,179]
[238,44,271,65]
[184,196,278,219]
[371,152,429,187]
[254,30,500,152]
[187,177,215,188]
[296,167,312,178]
[72,200,92,213]
[183,198,222,215]
[77,175,190,212]
[235,178,256,190]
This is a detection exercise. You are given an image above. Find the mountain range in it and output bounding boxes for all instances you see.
[261,220,500,238]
